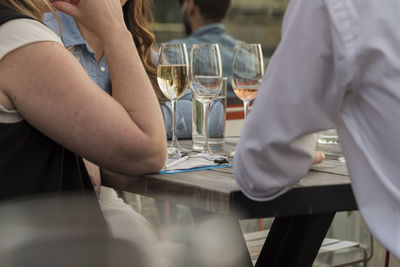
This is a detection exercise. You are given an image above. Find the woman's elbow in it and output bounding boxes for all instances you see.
[146,145,167,173]
[118,134,167,176]
[139,137,167,174]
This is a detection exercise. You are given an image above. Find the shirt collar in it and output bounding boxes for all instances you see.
[47,12,95,54]
[191,23,226,38]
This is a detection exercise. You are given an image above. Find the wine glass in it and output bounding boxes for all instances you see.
[231,44,264,119]
[157,43,189,158]
[190,44,223,157]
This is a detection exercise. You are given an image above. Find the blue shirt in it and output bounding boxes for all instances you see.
[44,13,201,139]
[167,23,244,99]
[44,12,111,94]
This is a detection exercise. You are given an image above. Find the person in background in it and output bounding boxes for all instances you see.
[0,0,165,252]
[167,0,244,103]
[234,0,400,260]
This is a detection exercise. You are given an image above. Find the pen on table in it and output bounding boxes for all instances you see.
[165,156,189,169]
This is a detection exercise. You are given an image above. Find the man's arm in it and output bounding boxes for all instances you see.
[234,0,350,200]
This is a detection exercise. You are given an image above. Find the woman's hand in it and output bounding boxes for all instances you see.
[83,159,101,197]
[50,0,127,40]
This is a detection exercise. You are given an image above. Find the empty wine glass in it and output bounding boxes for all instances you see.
[231,44,264,119]
[190,44,223,157]
[157,43,189,158]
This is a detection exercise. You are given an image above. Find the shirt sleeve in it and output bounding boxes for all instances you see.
[0,18,62,60]
[234,0,350,200]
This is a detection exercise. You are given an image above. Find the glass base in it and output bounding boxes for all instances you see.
[167,147,181,159]
[192,137,225,152]
[191,152,227,162]
[167,144,190,159]
[177,144,190,153]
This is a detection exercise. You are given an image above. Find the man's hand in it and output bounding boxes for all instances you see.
[312,150,325,164]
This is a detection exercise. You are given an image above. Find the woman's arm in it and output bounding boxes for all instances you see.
[0,0,166,176]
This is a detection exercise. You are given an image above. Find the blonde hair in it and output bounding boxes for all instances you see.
[0,0,56,21]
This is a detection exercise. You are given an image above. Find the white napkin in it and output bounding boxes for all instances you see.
[163,154,230,171]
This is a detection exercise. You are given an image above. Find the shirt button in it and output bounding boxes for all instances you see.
[100,66,106,72]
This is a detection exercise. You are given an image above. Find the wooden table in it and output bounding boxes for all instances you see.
[102,138,358,267]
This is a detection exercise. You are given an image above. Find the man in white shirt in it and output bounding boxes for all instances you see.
[234,0,400,259]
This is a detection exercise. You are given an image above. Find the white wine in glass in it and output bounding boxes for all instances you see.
[157,44,189,158]
[231,44,264,119]
[157,64,188,100]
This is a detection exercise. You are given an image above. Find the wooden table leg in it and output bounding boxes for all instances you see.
[190,208,254,267]
[255,212,335,267]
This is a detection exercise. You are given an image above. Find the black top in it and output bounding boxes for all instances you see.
[0,4,31,24]
[0,5,92,201]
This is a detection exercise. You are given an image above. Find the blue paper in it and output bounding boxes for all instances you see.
[158,164,232,174]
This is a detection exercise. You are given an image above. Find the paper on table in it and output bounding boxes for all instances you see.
[160,156,231,174]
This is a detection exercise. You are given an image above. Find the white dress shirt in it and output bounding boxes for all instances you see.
[234,0,400,259]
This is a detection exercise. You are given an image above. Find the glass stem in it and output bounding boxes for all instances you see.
[243,100,250,119]
[201,101,212,154]
[171,99,179,149]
